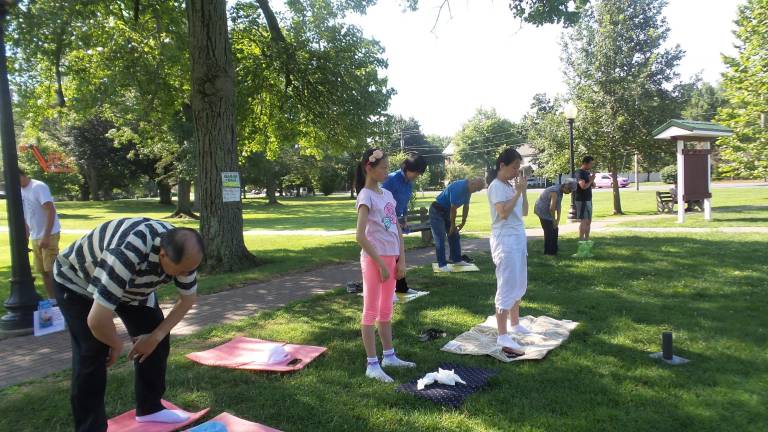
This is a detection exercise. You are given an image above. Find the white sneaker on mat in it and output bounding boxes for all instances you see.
[511,324,532,335]
[452,260,473,266]
[497,334,523,351]
[437,265,451,272]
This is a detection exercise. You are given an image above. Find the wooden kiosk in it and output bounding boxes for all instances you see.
[652,120,733,223]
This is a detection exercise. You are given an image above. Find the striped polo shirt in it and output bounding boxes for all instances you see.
[54,218,198,310]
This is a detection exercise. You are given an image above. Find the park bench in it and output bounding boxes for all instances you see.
[657,191,704,214]
[656,191,675,213]
[407,206,433,244]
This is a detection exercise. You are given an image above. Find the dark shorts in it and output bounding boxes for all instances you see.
[574,201,592,220]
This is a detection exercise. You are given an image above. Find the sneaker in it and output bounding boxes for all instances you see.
[382,356,416,368]
[365,365,394,383]
[451,260,473,267]
[497,334,524,353]
[511,324,532,335]
[437,265,451,273]
[392,293,399,303]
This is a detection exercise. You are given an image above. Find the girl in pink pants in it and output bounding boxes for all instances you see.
[355,148,416,383]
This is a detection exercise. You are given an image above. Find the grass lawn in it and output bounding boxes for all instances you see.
[1,187,765,313]
[612,193,768,229]
[1,233,765,431]
[0,233,430,314]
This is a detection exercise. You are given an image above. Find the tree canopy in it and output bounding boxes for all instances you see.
[716,0,768,180]
[562,0,690,214]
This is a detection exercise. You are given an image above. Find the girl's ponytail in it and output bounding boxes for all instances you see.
[486,167,498,186]
[355,161,366,194]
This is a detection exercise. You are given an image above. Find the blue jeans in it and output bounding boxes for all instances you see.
[429,203,462,267]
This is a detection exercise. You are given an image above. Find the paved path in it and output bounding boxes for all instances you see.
[0,238,496,388]
[0,212,753,388]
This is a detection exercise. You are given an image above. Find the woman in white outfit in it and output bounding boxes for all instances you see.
[486,147,529,354]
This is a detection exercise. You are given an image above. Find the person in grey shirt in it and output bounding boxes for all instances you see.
[533,179,576,255]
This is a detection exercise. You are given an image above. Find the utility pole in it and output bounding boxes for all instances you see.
[634,153,640,191]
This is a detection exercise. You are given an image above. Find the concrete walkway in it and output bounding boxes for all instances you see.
[0,238,495,388]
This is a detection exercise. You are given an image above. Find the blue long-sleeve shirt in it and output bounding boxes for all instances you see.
[382,169,413,219]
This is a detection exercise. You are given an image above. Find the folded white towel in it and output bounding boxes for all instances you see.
[417,368,467,390]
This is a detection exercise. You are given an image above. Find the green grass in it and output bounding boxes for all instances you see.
[0,233,430,314]
[613,205,768,228]
[1,187,766,313]
[1,233,766,431]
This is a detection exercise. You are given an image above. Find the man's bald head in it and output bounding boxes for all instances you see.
[468,177,486,193]
[159,228,204,276]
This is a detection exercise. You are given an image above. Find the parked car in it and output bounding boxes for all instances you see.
[527,177,547,189]
[594,173,630,188]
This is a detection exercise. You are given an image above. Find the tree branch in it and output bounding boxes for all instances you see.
[255,0,293,90]
[431,0,452,34]
[255,0,286,44]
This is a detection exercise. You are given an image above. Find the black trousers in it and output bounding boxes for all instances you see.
[54,282,170,432]
[395,275,409,293]
[539,217,559,255]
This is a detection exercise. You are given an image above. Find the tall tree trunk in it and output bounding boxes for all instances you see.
[158,180,173,205]
[265,176,278,205]
[53,42,66,108]
[101,187,113,201]
[186,0,255,272]
[87,166,101,201]
[610,170,624,215]
[168,177,198,219]
[78,178,89,201]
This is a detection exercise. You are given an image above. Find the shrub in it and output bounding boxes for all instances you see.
[660,165,677,184]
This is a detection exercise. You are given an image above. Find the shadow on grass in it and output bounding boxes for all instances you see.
[1,234,766,431]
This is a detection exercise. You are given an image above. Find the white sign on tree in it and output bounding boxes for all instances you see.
[221,172,241,203]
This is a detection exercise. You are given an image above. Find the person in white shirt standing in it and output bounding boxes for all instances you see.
[486,148,529,355]
[19,169,61,301]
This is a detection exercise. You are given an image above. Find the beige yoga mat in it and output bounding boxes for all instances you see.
[432,263,480,273]
[441,315,579,362]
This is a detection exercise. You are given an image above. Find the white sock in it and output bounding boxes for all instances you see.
[136,409,190,424]
[366,362,394,383]
[382,348,416,368]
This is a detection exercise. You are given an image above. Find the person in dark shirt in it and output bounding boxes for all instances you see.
[382,153,427,293]
[573,156,596,257]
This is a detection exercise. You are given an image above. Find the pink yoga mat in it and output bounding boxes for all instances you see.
[107,400,209,432]
[185,413,283,432]
[186,336,327,372]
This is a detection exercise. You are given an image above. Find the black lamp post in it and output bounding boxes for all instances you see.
[564,102,578,221]
[0,2,42,334]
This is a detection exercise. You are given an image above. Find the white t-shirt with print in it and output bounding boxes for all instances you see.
[355,187,401,257]
[487,178,524,237]
[21,179,61,240]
